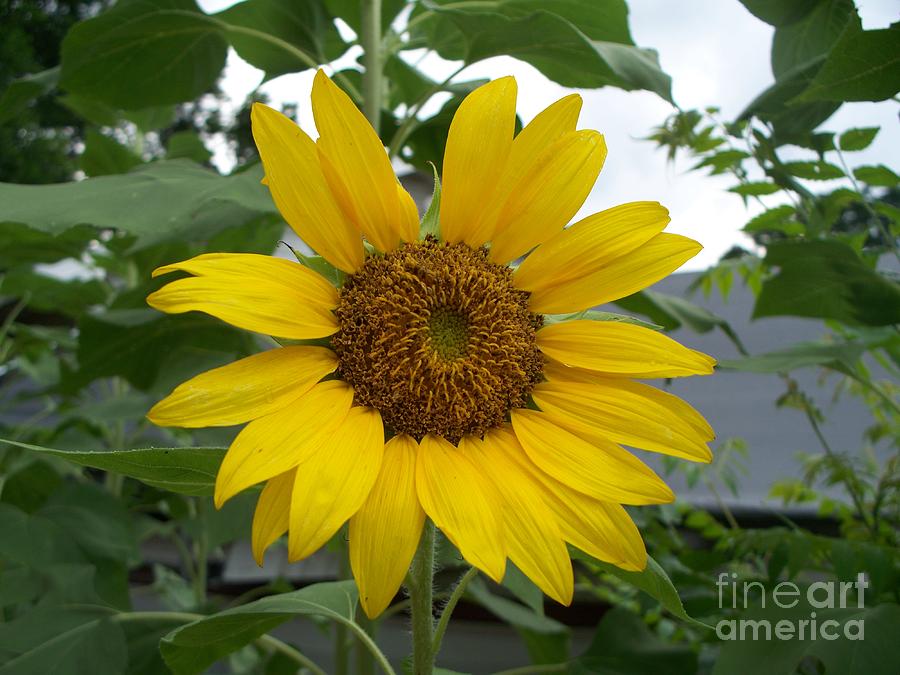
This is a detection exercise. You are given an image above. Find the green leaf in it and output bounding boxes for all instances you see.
[413,0,672,102]
[728,181,781,196]
[770,0,859,78]
[743,204,800,234]
[781,160,844,180]
[80,130,143,177]
[0,267,108,315]
[794,24,900,103]
[613,291,746,353]
[853,164,899,188]
[545,308,663,332]
[0,160,276,250]
[420,163,441,239]
[754,240,900,325]
[217,0,344,78]
[0,607,127,675]
[0,439,226,496]
[692,150,750,175]
[60,0,228,109]
[718,339,874,374]
[712,603,900,675]
[738,0,821,27]
[578,554,711,628]
[838,126,879,151]
[737,58,839,144]
[0,67,59,124]
[466,577,568,634]
[572,607,697,675]
[160,581,358,675]
[66,308,254,392]
[166,131,212,163]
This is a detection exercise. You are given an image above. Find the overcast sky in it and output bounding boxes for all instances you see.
[199,0,899,270]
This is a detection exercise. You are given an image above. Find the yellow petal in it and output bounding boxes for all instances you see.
[148,346,337,428]
[543,360,715,440]
[251,469,294,566]
[489,130,607,264]
[528,232,702,313]
[251,103,364,273]
[350,434,425,618]
[536,320,716,378]
[466,433,573,604]
[440,77,517,246]
[515,201,669,291]
[416,434,506,581]
[464,94,582,246]
[494,426,646,570]
[214,380,353,508]
[533,379,713,463]
[397,184,420,242]
[312,70,403,253]
[510,409,674,505]
[288,406,384,561]
[148,253,339,340]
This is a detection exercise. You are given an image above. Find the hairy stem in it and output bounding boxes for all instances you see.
[408,521,435,674]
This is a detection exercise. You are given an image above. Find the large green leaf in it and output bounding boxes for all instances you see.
[60,0,228,109]
[572,607,697,675]
[753,240,900,325]
[770,0,859,77]
[713,603,900,675]
[737,58,839,143]
[412,0,672,102]
[160,581,358,675]
[64,308,255,392]
[217,0,344,78]
[795,24,900,102]
[0,439,226,496]
[0,160,275,250]
[577,553,711,628]
[0,607,126,675]
[738,0,821,27]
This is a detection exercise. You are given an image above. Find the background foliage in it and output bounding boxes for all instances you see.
[0,0,897,673]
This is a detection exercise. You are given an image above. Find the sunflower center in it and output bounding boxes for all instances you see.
[427,307,469,360]
[332,238,543,443]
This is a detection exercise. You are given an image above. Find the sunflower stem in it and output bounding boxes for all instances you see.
[408,520,435,674]
[361,0,383,132]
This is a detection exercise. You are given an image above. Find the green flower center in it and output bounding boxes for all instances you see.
[427,307,469,360]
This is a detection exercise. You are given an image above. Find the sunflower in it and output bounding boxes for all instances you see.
[147,71,715,618]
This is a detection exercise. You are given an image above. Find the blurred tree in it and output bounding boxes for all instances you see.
[0,0,106,183]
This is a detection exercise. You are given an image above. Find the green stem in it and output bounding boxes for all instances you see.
[408,521,435,675]
[431,566,477,658]
[388,64,465,159]
[356,612,376,675]
[189,498,208,608]
[360,0,383,131]
[111,611,327,675]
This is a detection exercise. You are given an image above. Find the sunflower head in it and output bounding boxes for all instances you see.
[147,70,715,618]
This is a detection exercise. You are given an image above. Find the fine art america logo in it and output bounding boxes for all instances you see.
[715,572,869,641]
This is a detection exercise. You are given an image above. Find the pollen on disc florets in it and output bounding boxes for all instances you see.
[332,237,543,443]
